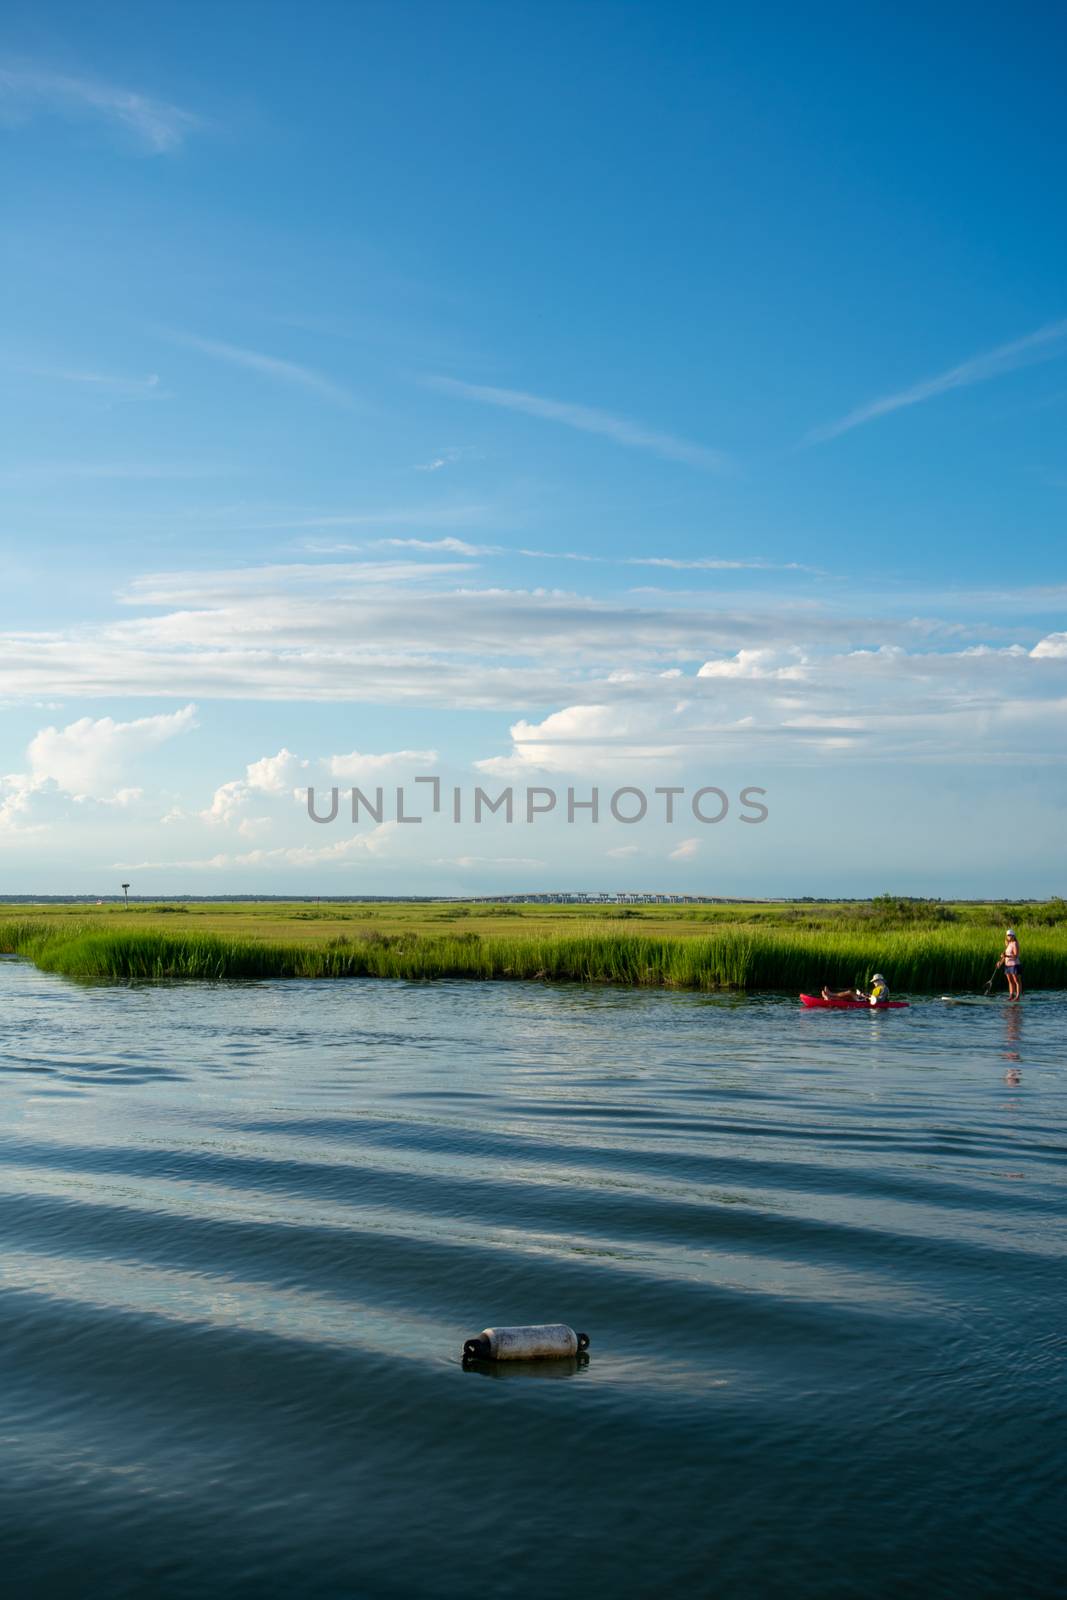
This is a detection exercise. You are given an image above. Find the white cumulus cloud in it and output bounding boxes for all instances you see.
[246,748,307,793]
[697,649,805,679]
[326,747,438,779]
[201,748,308,828]
[27,704,197,797]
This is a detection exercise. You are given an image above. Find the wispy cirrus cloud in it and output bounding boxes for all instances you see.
[625,556,817,572]
[352,537,601,563]
[265,505,493,539]
[161,331,354,407]
[414,446,479,472]
[120,559,474,605]
[374,536,499,556]
[359,538,816,574]
[517,548,603,562]
[809,318,1067,443]
[116,825,397,872]
[18,366,166,400]
[425,376,729,471]
[0,62,201,153]
[307,535,807,572]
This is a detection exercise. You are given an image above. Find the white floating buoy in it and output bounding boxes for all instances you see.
[463,1323,590,1361]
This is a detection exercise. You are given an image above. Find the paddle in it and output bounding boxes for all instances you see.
[940,964,1002,1003]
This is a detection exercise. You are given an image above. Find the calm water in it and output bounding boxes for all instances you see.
[0,960,1064,1599]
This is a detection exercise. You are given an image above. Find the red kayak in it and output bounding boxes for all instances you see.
[800,993,909,1009]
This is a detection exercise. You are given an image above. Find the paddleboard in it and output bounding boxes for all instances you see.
[800,994,909,1009]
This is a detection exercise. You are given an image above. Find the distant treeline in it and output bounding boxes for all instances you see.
[1,894,1063,907]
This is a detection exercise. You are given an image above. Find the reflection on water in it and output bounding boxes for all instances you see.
[1002,1006,1025,1090]
[0,964,1064,1599]
[462,1354,590,1380]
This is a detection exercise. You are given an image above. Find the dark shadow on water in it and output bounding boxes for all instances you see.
[461,1354,590,1380]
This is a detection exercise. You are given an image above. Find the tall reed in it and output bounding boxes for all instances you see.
[2,919,1064,991]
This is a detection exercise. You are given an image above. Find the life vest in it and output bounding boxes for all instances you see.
[869,980,890,1006]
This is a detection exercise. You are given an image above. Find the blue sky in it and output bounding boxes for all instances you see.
[1,2,1065,895]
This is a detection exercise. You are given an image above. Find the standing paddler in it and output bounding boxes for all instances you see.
[995,928,1023,1001]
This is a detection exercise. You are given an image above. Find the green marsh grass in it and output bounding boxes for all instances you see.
[2,917,1065,992]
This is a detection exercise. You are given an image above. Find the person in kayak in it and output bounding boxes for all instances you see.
[822,974,891,1006]
[996,928,1022,1000]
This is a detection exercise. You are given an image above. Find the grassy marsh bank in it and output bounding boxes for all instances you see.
[2,904,1065,992]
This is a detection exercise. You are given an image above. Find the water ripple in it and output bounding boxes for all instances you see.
[0,963,1064,1599]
